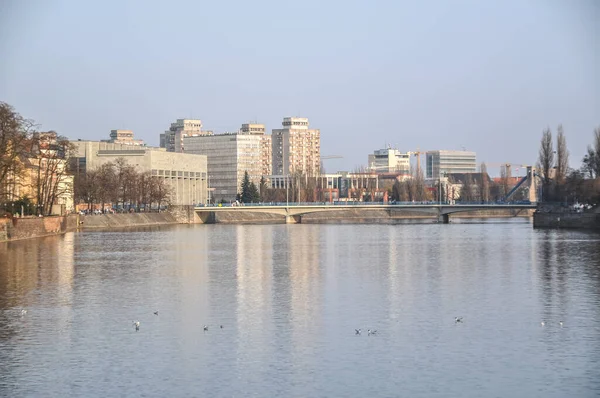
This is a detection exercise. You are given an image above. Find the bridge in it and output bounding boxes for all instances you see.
[193,202,537,224]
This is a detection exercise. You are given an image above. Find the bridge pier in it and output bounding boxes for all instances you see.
[439,214,450,224]
[285,215,301,224]
[196,211,216,224]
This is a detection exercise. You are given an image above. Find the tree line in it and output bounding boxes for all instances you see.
[0,102,74,216]
[74,158,171,212]
[537,125,600,204]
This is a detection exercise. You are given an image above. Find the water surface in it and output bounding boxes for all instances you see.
[1,220,599,397]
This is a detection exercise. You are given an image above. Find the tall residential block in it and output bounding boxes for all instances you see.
[160,119,208,153]
[367,147,411,175]
[426,150,477,179]
[272,117,320,176]
[183,123,271,202]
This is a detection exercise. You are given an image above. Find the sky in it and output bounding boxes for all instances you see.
[0,0,598,175]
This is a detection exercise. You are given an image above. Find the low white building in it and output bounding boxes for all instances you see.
[72,141,208,205]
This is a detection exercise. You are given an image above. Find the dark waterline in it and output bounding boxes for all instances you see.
[1,221,599,397]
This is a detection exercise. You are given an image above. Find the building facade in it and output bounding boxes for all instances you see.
[426,150,477,179]
[1,132,74,215]
[72,141,207,206]
[183,124,271,202]
[367,147,411,175]
[272,117,320,176]
[160,119,208,153]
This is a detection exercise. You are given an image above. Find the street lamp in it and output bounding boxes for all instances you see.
[207,175,211,206]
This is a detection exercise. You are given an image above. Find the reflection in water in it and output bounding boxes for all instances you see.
[0,222,599,397]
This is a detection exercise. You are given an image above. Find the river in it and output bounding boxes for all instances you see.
[0,220,599,397]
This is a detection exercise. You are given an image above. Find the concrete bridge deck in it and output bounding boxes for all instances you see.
[194,203,537,224]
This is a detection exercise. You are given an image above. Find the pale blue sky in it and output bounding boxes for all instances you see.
[1,0,598,173]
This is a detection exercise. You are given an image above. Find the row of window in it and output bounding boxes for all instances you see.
[152,170,207,178]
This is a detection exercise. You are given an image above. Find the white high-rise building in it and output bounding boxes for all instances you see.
[160,119,208,153]
[272,117,320,176]
[367,147,411,175]
[183,123,271,202]
[426,150,477,179]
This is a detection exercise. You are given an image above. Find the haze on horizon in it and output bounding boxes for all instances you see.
[0,0,597,173]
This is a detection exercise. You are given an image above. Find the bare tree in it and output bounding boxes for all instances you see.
[459,175,474,202]
[74,169,99,211]
[32,132,75,215]
[555,125,569,184]
[0,102,36,205]
[500,165,511,199]
[538,128,554,201]
[595,127,600,177]
[478,163,490,202]
[96,162,117,212]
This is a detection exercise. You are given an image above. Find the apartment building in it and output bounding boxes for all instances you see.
[183,123,271,202]
[160,119,208,153]
[272,117,320,176]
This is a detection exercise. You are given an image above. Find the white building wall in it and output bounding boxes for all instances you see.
[72,141,207,205]
[426,150,477,179]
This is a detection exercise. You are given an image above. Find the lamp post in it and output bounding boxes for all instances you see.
[207,175,211,206]
[439,175,442,206]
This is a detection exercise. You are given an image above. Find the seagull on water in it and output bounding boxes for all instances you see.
[20,309,27,316]
[220,325,223,329]
[540,321,545,327]
[355,329,361,335]
[133,321,140,331]
[153,311,159,316]
[368,329,377,336]
[455,317,463,323]
[559,321,563,327]
[203,325,208,332]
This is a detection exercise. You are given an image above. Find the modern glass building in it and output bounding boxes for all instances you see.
[426,150,477,179]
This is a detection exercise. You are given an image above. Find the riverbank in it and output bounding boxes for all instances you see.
[0,206,198,242]
[533,210,600,230]
[0,207,534,242]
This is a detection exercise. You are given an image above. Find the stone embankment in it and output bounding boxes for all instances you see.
[0,206,197,242]
[0,206,536,242]
[533,206,600,230]
[211,208,531,224]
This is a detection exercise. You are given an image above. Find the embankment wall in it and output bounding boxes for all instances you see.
[533,212,600,230]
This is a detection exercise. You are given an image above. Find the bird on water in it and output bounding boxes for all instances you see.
[204,325,208,332]
[20,309,27,316]
[355,329,361,335]
[153,311,159,316]
[133,321,140,331]
[368,329,377,336]
[455,317,463,323]
[540,321,545,327]
[220,325,223,329]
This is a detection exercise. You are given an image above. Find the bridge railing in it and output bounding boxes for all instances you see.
[197,200,533,208]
